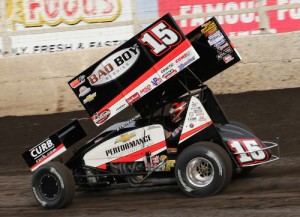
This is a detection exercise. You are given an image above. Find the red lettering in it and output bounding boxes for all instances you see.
[83,0,96,15]
[103,0,114,14]
[98,69,107,78]
[44,0,60,19]
[88,74,98,84]
[64,0,79,17]
[104,63,113,73]
[29,1,40,20]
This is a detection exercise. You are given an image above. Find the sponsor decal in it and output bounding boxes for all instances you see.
[176,51,192,63]
[126,92,140,105]
[199,116,207,121]
[70,75,85,89]
[151,77,162,86]
[88,44,140,86]
[105,134,151,156]
[215,41,230,51]
[114,132,136,144]
[139,84,152,96]
[30,139,54,159]
[116,103,126,112]
[160,62,174,75]
[223,54,234,63]
[208,31,225,46]
[83,92,96,104]
[94,109,111,125]
[178,56,196,71]
[163,69,178,80]
[78,86,91,97]
[188,117,197,122]
[216,45,233,60]
[214,38,227,48]
[201,21,218,35]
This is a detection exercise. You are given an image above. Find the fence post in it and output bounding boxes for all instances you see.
[131,0,140,34]
[257,0,270,33]
[0,1,10,56]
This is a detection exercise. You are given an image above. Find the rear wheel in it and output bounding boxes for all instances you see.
[32,162,75,209]
[175,142,232,197]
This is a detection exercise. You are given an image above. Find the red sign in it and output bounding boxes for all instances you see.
[158,0,300,35]
[268,0,300,33]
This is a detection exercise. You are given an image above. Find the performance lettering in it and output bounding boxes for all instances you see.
[105,135,151,156]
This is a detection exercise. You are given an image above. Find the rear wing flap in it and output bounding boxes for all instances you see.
[22,120,86,171]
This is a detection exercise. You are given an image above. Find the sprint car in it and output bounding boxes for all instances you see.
[22,14,279,209]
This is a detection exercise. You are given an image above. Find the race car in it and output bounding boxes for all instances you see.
[22,14,280,209]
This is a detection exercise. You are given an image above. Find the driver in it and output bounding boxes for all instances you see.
[165,101,188,147]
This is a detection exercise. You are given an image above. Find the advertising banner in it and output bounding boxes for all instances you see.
[158,0,300,36]
[10,25,133,55]
[6,0,132,31]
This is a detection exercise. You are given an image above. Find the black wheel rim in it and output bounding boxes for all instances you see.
[39,173,61,200]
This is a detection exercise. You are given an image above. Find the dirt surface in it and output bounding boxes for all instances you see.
[0,88,299,217]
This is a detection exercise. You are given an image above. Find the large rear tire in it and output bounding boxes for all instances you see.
[32,162,75,209]
[175,142,232,197]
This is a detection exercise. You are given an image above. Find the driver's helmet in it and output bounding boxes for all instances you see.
[169,101,188,123]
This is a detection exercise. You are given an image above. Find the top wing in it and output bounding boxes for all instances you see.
[128,17,242,116]
[69,14,199,126]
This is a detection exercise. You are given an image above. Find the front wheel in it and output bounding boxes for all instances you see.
[32,162,75,209]
[175,142,232,197]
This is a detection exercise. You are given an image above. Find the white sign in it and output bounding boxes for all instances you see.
[10,25,134,55]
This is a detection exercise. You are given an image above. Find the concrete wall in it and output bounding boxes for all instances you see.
[1,31,300,117]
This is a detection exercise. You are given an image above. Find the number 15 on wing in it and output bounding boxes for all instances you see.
[139,20,182,56]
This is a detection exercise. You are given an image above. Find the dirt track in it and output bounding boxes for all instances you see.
[0,88,299,217]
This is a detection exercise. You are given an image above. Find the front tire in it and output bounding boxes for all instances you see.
[32,162,75,209]
[175,142,232,197]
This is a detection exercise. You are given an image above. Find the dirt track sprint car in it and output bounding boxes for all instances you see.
[22,14,280,209]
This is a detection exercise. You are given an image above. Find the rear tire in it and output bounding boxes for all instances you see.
[175,142,232,197]
[32,162,75,209]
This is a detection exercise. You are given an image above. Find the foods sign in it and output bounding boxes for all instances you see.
[6,0,131,30]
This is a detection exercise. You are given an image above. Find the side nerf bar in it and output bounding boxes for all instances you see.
[22,119,86,171]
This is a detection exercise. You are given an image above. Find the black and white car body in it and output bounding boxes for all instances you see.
[22,14,280,209]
